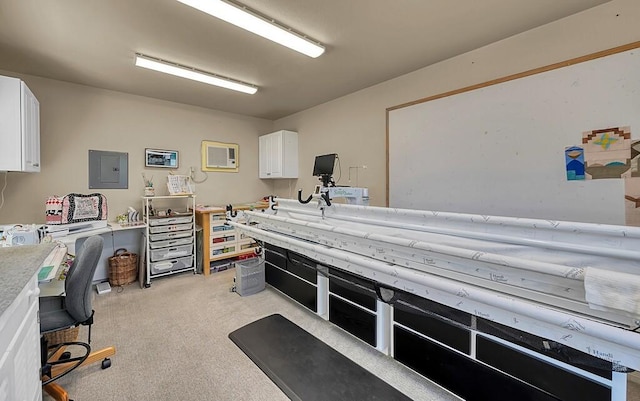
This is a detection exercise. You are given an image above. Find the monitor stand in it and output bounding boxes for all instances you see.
[319,174,334,187]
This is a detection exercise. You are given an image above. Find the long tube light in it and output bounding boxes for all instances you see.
[176,0,325,58]
[134,54,257,94]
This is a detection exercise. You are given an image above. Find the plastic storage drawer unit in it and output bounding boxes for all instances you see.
[235,257,265,296]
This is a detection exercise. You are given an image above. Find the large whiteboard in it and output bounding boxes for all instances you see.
[388,45,640,224]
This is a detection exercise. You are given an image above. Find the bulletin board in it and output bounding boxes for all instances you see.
[387,42,640,225]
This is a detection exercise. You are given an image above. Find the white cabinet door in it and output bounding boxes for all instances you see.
[280,131,298,178]
[268,133,283,177]
[0,276,42,401]
[0,76,40,172]
[0,76,21,172]
[259,134,271,178]
[21,82,40,172]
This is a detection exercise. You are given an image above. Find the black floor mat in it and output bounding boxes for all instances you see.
[229,314,412,401]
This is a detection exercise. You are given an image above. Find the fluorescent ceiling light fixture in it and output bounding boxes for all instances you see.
[134,54,257,94]
[176,0,325,58]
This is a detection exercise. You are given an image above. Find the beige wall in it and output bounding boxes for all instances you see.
[0,76,274,223]
[273,0,640,207]
[2,0,640,223]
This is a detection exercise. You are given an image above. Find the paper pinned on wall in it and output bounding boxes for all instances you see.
[565,146,585,181]
[582,126,631,179]
[167,175,194,195]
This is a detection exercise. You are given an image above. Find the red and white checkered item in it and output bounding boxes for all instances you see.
[45,196,63,224]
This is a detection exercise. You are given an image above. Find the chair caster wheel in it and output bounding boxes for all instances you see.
[144,283,151,288]
[60,351,71,360]
[101,358,111,369]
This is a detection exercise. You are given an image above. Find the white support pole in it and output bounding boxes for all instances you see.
[376,300,391,354]
[610,371,627,401]
[316,270,329,320]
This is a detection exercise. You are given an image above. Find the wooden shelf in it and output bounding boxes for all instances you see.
[195,205,265,276]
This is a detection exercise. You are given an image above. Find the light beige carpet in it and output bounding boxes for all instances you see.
[43,268,640,401]
[43,269,457,401]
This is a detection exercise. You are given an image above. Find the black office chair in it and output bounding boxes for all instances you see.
[40,235,116,401]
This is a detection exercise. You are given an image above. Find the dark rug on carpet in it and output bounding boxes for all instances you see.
[229,314,412,401]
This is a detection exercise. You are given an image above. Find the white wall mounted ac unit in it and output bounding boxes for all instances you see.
[201,141,239,172]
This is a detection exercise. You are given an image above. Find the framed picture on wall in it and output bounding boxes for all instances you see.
[145,148,179,169]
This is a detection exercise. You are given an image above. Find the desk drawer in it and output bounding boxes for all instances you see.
[393,326,558,401]
[328,268,377,311]
[287,252,317,284]
[329,294,376,347]
[392,289,470,354]
[149,236,193,249]
[476,336,610,401]
[266,262,317,312]
[149,230,192,242]
[210,223,234,235]
[150,255,193,275]
[149,223,192,234]
[149,215,192,226]
[150,244,193,262]
[265,245,286,269]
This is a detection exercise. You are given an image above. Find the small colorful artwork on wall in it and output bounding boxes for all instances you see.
[582,126,631,179]
[624,177,640,226]
[564,146,585,181]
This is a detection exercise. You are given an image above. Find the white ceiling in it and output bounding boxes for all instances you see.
[0,0,610,120]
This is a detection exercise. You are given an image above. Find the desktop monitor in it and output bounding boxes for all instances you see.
[312,153,337,177]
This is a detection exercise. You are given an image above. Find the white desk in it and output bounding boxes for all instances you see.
[58,223,145,283]
[38,244,68,297]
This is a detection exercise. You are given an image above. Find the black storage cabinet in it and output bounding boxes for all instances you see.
[328,267,378,347]
[264,243,317,312]
[475,318,611,401]
[392,289,611,401]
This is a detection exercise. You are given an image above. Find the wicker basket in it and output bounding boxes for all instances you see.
[108,248,138,286]
[43,326,79,345]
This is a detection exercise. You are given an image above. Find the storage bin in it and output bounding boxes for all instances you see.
[211,224,233,234]
[108,248,138,286]
[149,230,192,242]
[150,255,193,275]
[43,326,79,346]
[148,215,193,226]
[235,257,265,296]
[149,223,192,234]
[148,236,193,250]
[211,245,236,257]
[150,244,192,262]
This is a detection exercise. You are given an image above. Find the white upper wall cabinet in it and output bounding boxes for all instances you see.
[259,130,298,179]
[0,76,40,172]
